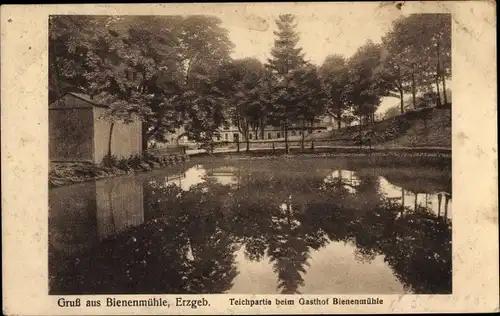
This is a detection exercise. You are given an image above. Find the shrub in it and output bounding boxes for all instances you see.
[102,154,118,168]
[139,162,152,171]
[128,154,143,169]
[143,151,160,163]
[117,157,131,171]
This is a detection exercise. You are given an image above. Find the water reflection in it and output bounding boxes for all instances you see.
[96,177,145,239]
[323,170,452,220]
[49,158,452,295]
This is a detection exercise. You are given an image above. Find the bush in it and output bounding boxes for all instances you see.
[128,154,143,169]
[102,154,119,168]
[117,158,131,171]
[102,152,168,172]
[142,151,161,163]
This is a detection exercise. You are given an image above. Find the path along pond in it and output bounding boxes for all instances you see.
[49,155,452,295]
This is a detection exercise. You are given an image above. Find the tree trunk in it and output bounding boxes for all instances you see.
[435,76,442,107]
[141,122,149,151]
[401,188,405,215]
[438,193,442,217]
[411,66,417,109]
[51,64,62,101]
[210,138,214,154]
[286,201,291,226]
[444,195,449,219]
[337,104,342,129]
[301,120,305,149]
[414,192,418,211]
[284,119,289,154]
[437,39,449,106]
[399,88,404,114]
[260,119,265,139]
[108,122,115,158]
[435,44,443,107]
[237,116,250,152]
[442,73,448,105]
[397,67,404,114]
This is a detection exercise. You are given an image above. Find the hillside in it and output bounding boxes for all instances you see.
[309,107,452,148]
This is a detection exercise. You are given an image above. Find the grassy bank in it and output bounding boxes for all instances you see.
[308,107,452,148]
[195,146,451,159]
[50,152,189,188]
[190,147,451,171]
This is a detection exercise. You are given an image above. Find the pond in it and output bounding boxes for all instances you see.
[49,155,452,295]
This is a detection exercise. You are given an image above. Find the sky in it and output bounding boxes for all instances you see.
[222,5,399,65]
[214,3,409,114]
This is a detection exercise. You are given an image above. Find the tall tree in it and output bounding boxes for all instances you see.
[50,16,160,158]
[320,54,349,128]
[49,15,235,151]
[418,14,451,106]
[374,40,410,114]
[345,40,384,125]
[266,14,306,154]
[216,58,266,151]
[49,15,179,154]
[380,14,451,110]
[292,65,326,147]
[382,16,425,109]
[49,16,122,102]
[178,15,235,90]
[111,16,185,148]
[174,15,234,147]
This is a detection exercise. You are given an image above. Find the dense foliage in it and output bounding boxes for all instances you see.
[49,13,451,153]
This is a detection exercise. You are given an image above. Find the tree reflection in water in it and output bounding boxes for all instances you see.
[50,160,451,295]
[229,165,451,294]
[302,170,452,294]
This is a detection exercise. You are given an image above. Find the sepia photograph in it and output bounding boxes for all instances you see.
[48,11,452,295]
[1,2,498,315]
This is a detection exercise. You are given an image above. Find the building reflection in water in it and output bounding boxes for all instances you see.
[96,177,144,239]
[50,176,145,258]
[49,182,99,256]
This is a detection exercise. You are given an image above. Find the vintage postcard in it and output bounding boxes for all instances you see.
[1,1,498,315]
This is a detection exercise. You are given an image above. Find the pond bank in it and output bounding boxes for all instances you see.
[50,146,451,188]
[190,146,451,163]
[49,153,189,188]
[189,145,451,155]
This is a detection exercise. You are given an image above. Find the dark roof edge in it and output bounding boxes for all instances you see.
[66,92,109,109]
[68,93,141,113]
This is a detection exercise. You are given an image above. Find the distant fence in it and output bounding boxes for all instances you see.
[205,138,373,153]
[199,142,451,167]
[146,145,187,158]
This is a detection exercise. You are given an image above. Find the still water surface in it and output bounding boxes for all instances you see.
[49,156,452,295]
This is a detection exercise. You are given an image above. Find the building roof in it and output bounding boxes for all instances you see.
[69,92,108,107]
[49,92,109,109]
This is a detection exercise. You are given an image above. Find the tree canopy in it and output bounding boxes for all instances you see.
[49,13,451,154]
